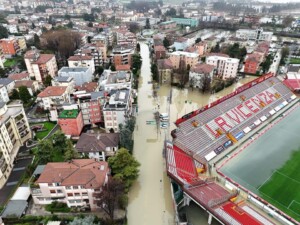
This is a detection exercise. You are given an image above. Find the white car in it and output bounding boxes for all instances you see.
[160,124,168,129]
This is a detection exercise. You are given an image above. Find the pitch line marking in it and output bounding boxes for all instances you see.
[257,170,276,190]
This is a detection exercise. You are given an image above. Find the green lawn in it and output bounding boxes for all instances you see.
[290,58,300,64]
[4,58,17,68]
[259,150,300,222]
[32,122,56,140]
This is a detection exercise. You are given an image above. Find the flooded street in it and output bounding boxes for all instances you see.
[127,42,256,225]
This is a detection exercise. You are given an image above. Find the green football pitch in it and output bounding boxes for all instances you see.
[259,149,300,221]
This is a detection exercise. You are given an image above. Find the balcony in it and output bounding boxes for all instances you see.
[31,188,42,196]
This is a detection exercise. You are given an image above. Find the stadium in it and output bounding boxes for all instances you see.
[165,73,300,225]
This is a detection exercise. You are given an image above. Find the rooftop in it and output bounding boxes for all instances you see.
[36,159,108,189]
[76,82,98,93]
[191,63,215,74]
[59,67,89,73]
[53,76,74,82]
[68,55,93,61]
[0,78,14,86]
[38,86,67,98]
[15,80,34,89]
[8,72,29,81]
[58,109,79,119]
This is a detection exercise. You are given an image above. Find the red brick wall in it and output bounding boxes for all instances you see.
[244,60,258,74]
[58,111,84,136]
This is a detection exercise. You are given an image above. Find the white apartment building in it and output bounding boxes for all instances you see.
[68,55,95,74]
[189,63,215,89]
[103,89,132,132]
[99,70,132,91]
[206,55,239,79]
[0,85,9,103]
[169,51,199,70]
[24,50,58,82]
[51,77,75,95]
[0,102,31,188]
[37,86,70,110]
[58,67,93,86]
[31,159,109,211]
[236,28,273,42]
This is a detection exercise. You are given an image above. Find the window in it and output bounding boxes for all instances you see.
[66,186,72,189]
[73,186,79,189]
[50,190,56,194]
[74,193,80,196]
[57,189,63,193]
[67,193,73,196]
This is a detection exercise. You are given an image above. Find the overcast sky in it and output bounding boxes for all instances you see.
[257,0,300,2]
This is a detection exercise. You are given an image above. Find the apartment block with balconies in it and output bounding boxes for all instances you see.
[31,159,109,211]
[0,101,31,188]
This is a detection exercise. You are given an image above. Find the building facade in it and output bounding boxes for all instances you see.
[68,55,95,74]
[236,28,273,42]
[206,55,239,79]
[189,63,215,89]
[0,38,20,56]
[111,46,134,67]
[37,86,70,110]
[58,67,93,86]
[58,109,83,136]
[169,51,199,70]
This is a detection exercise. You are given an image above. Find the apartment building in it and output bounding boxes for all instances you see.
[31,159,109,211]
[244,53,264,74]
[68,55,95,74]
[169,51,199,69]
[75,91,104,126]
[157,59,173,84]
[37,86,70,110]
[0,48,5,69]
[189,63,215,89]
[236,28,273,42]
[154,45,166,60]
[24,50,58,82]
[58,67,93,86]
[51,76,75,95]
[76,133,119,161]
[115,30,136,47]
[0,38,20,56]
[206,55,239,79]
[111,46,134,67]
[99,70,132,91]
[103,89,132,132]
[0,78,15,94]
[57,109,83,137]
[75,44,106,67]
[14,36,27,52]
[0,102,31,188]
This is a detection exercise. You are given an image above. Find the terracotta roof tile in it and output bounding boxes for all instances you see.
[38,86,67,98]
[36,159,108,189]
[68,55,93,61]
[115,64,131,71]
[8,72,30,81]
[15,80,34,88]
[75,82,98,93]
[191,63,215,74]
[154,45,166,52]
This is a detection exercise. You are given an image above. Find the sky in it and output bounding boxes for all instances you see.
[256,0,300,2]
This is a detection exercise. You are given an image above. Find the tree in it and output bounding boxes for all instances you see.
[165,8,176,17]
[10,89,20,99]
[125,117,136,133]
[129,22,140,33]
[212,43,220,53]
[64,14,71,20]
[110,65,116,71]
[96,66,104,75]
[87,22,93,27]
[83,13,95,22]
[136,43,140,52]
[64,139,80,161]
[69,216,100,225]
[200,74,211,93]
[43,75,52,87]
[145,18,151,29]
[163,37,170,48]
[18,86,31,104]
[37,139,53,163]
[96,177,125,222]
[66,21,73,28]
[280,47,290,65]
[33,34,40,48]
[151,63,159,82]
[119,124,133,152]
[108,148,140,190]
[31,22,36,29]
[52,130,67,150]
[132,54,142,74]
[195,38,202,44]
[282,15,294,28]
[0,25,8,39]
[0,68,6,78]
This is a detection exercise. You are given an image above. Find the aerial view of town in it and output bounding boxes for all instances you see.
[1,0,300,224]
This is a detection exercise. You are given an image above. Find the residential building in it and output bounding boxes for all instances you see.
[115,30,136,47]
[103,89,132,132]
[99,70,132,91]
[158,21,177,30]
[68,55,95,74]
[169,51,199,69]
[74,91,104,126]
[31,159,109,210]
[244,53,264,74]
[14,36,27,52]
[236,28,273,42]
[154,45,166,60]
[76,133,119,160]
[8,72,30,81]
[171,17,199,27]
[75,82,98,93]
[115,64,131,72]
[206,55,239,79]
[157,59,173,84]
[37,86,70,110]
[0,38,20,56]
[58,109,83,137]
[15,80,38,96]
[195,41,208,56]
[0,78,15,94]
[189,63,215,89]
[0,102,31,188]
[24,50,58,82]
[111,46,134,67]
[75,44,105,67]
[173,38,189,51]
[58,67,93,86]
[0,48,5,69]
[0,86,9,103]
[51,77,75,95]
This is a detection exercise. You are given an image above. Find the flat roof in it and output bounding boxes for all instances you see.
[59,67,89,73]
[11,186,30,201]
[1,200,27,218]
[59,109,79,119]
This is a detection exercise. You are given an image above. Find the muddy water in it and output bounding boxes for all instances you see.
[127,42,256,225]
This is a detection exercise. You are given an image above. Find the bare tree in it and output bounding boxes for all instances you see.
[200,74,211,93]
[96,177,125,222]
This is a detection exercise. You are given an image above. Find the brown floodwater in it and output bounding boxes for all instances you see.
[127,42,256,225]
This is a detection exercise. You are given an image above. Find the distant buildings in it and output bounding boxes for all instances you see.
[58,67,93,86]
[31,159,109,211]
[158,21,177,30]
[103,88,132,132]
[171,17,199,27]
[236,28,273,42]
[58,109,83,137]
[0,102,31,188]
[76,133,119,160]
[206,55,239,79]
[68,55,95,74]
[24,50,58,82]
[111,46,134,67]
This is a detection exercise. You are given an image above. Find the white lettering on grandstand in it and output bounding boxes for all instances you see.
[204,88,277,137]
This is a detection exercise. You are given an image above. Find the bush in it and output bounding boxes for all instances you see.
[45,201,70,212]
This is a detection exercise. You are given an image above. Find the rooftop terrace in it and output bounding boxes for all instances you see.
[58,109,79,119]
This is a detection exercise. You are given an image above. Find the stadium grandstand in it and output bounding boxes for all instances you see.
[166,73,299,225]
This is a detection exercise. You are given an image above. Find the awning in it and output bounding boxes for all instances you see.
[205,151,217,161]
